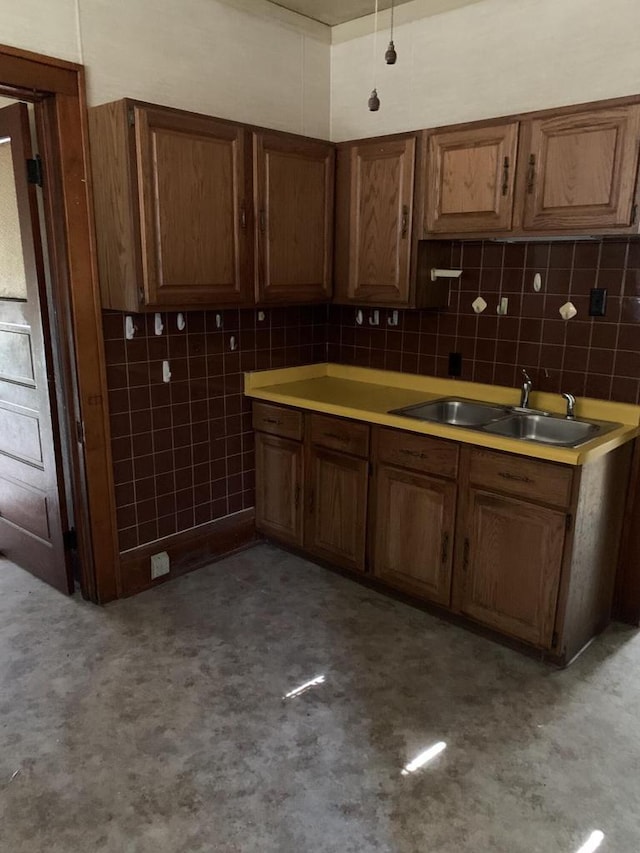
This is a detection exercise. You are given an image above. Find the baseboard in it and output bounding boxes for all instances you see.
[117,509,258,599]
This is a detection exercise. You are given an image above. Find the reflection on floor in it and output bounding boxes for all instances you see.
[1,544,639,852]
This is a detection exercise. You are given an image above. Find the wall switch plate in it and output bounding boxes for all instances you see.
[589,288,607,316]
[448,352,462,377]
[151,551,170,579]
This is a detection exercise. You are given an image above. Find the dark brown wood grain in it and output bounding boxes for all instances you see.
[255,432,304,547]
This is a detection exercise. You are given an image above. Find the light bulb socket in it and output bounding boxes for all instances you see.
[385,40,397,64]
[368,88,380,111]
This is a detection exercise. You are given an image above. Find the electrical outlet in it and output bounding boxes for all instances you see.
[589,288,607,317]
[448,352,462,377]
[150,551,170,579]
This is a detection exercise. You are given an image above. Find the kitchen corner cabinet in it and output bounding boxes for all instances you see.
[253,131,334,304]
[89,100,253,312]
[334,135,420,307]
[252,400,633,664]
[425,122,520,234]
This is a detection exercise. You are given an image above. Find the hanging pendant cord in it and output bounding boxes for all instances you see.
[390,0,394,42]
[372,0,379,89]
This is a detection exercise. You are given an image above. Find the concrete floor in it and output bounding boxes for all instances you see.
[1,545,639,853]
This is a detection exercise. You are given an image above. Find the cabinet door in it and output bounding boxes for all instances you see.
[373,465,456,606]
[425,122,519,234]
[336,136,416,305]
[254,132,334,304]
[305,446,368,572]
[520,106,640,231]
[134,105,252,306]
[458,489,566,648]
[255,432,303,547]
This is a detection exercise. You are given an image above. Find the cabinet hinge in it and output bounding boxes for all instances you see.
[565,513,573,532]
[26,155,43,187]
[76,420,85,444]
[63,528,78,551]
[127,107,135,127]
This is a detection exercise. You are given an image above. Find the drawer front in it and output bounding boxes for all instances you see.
[376,427,459,479]
[469,448,573,507]
[253,402,303,441]
[309,413,370,458]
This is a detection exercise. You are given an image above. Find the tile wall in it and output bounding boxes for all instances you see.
[328,238,640,405]
[103,306,327,552]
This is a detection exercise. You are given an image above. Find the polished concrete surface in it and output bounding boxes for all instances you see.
[1,543,639,853]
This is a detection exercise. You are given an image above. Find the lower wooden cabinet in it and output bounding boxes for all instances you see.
[255,432,303,547]
[372,464,456,606]
[252,402,632,663]
[456,489,566,647]
[305,445,368,573]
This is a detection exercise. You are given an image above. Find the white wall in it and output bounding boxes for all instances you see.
[0,0,331,138]
[331,0,640,141]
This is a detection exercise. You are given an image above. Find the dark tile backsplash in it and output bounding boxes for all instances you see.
[105,238,640,553]
[328,238,640,407]
[103,306,327,552]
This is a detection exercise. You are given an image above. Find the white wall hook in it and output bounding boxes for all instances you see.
[559,301,578,320]
[257,310,266,322]
[216,313,223,329]
[387,310,399,326]
[162,360,171,383]
[533,273,542,293]
[229,335,237,351]
[125,316,135,340]
[355,309,363,326]
[176,313,186,331]
[431,268,463,282]
[497,297,509,316]
[472,296,487,314]
[368,310,380,326]
[154,313,164,336]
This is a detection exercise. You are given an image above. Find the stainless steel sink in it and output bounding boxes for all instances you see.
[390,397,621,448]
[482,414,601,446]
[390,398,510,427]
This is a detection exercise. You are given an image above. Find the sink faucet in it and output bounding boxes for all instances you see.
[520,369,532,409]
[561,392,576,419]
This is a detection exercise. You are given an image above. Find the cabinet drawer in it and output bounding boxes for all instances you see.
[309,413,370,458]
[469,449,573,507]
[253,402,303,441]
[376,427,459,479]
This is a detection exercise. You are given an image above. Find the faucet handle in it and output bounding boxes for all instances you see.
[561,392,576,419]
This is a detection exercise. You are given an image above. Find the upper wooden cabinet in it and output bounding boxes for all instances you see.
[518,105,640,232]
[253,131,334,304]
[89,101,253,311]
[425,122,519,234]
[89,100,335,311]
[422,101,640,239]
[334,135,417,306]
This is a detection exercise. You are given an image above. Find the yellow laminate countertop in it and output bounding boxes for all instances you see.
[244,363,640,466]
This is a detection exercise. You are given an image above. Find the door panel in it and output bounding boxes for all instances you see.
[255,432,303,546]
[254,132,334,303]
[459,489,565,647]
[521,106,640,230]
[135,106,251,306]
[373,465,456,605]
[425,122,519,234]
[0,103,71,592]
[342,137,416,304]
[305,446,368,572]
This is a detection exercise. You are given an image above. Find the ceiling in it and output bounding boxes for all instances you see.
[268,0,420,26]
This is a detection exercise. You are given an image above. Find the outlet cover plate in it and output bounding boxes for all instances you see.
[151,551,170,579]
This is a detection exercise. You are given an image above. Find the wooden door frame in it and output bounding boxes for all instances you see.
[0,44,119,603]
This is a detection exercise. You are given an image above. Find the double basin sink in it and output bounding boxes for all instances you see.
[390,398,620,448]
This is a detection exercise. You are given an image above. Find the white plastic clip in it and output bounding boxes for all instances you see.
[216,313,223,329]
[369,310,380,326]
[229,335,237,351]
[154,313,164,336]
[162,360,171,383]
[387,310,399,327]
[355,309,363,326]
[125,316,135,340]
[176,313,186,331]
